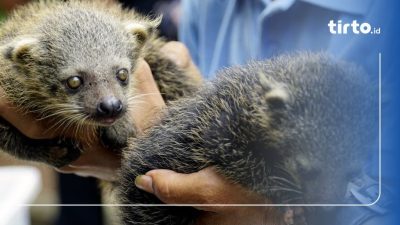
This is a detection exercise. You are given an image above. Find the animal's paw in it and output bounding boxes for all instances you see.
[48,139,82,168]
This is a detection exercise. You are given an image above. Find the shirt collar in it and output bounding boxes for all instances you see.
[299,0,373,15]
[260,0,373,15]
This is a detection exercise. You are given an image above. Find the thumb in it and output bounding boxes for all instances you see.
[160,41,203,86]
[129,59,165,132]
[134,169,209,204]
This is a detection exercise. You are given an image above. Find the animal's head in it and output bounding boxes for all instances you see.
[268,55,379,205]
[0,2,161,134]
[284,138,377,204]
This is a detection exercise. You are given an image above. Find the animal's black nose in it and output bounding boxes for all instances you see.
[97,97,123,117]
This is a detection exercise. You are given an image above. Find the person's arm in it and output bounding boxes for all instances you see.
[135,167,278,225]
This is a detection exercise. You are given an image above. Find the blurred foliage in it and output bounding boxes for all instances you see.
[0,10,6,21]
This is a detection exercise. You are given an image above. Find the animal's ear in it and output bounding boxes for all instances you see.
[124,15,162,47]
[265,86,291,109]
[258,72,291,110]
[1,38,39,65]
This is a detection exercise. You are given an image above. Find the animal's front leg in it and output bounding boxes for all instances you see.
[0,118,81,167]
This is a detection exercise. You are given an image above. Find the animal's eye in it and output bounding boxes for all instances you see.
[116,68,129,82]
[66,76,83,89]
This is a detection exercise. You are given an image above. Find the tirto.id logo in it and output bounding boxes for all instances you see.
[328,20,381,35]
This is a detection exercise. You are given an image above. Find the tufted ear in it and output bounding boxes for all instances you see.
[258,72,291,110]
[124,15,162,47]
[1,37,39,65]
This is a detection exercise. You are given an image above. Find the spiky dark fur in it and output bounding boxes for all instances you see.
[117,53,378,225]
[0,0,198,167]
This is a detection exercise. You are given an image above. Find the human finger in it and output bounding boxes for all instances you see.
[134,167,267,212]
[129,58,166,133]
[160,41,203,86]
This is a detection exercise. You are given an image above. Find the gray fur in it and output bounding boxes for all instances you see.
[117,53,378,225]
[0,0,198,167]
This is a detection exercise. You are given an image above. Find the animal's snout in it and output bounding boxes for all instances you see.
[97,96,123,118]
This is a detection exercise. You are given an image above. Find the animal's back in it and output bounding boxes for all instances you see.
[118,52,378,225]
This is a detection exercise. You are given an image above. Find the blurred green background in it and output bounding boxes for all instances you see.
[0,9,6,21]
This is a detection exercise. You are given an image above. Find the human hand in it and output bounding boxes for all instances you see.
[135,167,282,225]
[159,41,203,86]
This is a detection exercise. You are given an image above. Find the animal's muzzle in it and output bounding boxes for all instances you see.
[96,96,123,118]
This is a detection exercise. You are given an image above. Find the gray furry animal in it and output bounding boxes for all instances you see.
[117,53,378,225]
[0,0,198,167]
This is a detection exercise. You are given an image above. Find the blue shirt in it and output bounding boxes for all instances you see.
[178,1,398,223]
[179,0,387,79]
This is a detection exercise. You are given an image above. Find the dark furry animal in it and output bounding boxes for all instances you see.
[0,0,198,167]
[117,53,378,225]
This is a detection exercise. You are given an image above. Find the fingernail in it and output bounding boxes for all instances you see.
[135,175,154,193]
